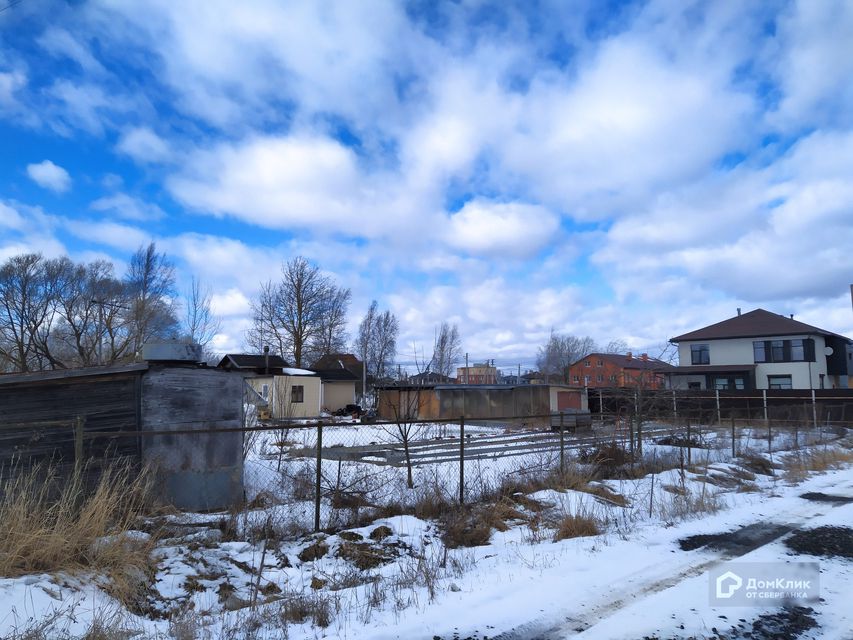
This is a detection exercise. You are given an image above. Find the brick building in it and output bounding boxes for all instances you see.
[567,352,673,389]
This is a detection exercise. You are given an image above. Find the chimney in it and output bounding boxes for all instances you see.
[626,351,632,360]
[790,314,794,319]
[737,307,741,316]
[263,345,269,374]
[641,353,648,361]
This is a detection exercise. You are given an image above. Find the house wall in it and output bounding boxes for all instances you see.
[271,375,322,418]
[140,366,244,511]
[321,381,356,412]
[567,358,667,389]
[549,386,588,411]
[677,335,829,389]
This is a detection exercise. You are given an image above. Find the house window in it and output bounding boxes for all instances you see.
[291,385,304,403]
[713,376,746,391]
[596,374,604,382]
[768,375,792,389]
[754,339,814,363]
[771,340,784,362]
[597,359,603,367]
[261,383,269,399]
[790,339,805,361]
[584,375,590,385]
[609,374,617,382]
[572,375,579,382]
[585,360,591,367]
[691,344,710,365]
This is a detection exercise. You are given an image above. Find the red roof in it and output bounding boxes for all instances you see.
[571,353,674,371]
[671,308,849,342]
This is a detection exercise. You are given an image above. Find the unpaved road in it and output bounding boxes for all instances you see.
[491,483,853,640]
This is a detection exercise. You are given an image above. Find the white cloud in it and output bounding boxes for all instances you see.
[116,126,172,164]
[168,135,377,234]
[37,27,105,75]
[62,219,151,252]
[90,193,166,221]
[446,200,559,258]
[26,160,71,193]
[768,0,853,130]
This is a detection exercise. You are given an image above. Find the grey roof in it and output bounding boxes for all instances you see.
[0,363,149,386]
[311,368,359,381]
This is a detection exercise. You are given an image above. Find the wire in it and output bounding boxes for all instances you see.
[0,0,26,14]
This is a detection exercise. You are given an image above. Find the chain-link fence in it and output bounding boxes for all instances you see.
[4,388,853,536]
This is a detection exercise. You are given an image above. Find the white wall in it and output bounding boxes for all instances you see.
[677,335,828,389]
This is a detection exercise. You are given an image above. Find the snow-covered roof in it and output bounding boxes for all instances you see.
[281,367,318,376]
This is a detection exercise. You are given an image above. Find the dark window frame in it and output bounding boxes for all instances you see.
[691,344,710,365]
[753,338,815,363]
[767,375,792,390]
[291,384,304,403]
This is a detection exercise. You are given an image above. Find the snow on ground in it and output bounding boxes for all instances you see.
[0,424,851,639]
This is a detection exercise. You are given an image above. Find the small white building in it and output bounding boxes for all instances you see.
[217,354,322,418]
[668,309,851,390]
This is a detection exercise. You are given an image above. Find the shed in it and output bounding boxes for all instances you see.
[0,362,244,511]
[376,384,587,426]
[245,368,322,419]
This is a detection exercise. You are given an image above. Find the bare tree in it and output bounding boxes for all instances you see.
[353,300,398,401]
[182,276,221,356]
[536,330,597,382]
[246,256,349,368]
[125,242,179,355]
[308,285,351,364]
[604,338,629,354]
[430,322,462,377]
[0,254,57,372]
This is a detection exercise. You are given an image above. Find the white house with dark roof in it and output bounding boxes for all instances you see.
[668,309,851,391]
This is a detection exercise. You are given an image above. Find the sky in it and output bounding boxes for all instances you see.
[1,0,853,368]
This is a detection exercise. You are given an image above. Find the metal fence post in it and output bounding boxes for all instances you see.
[731,414,736,458]
[459,415,465,505]
[811,389,818,429]
[559,412,565,475]
[314,422,323,532]
[715,389,721,425]
[74,415,85,473]
[686,418,692,466]
[672,390,678,422]
[762,389,768,425]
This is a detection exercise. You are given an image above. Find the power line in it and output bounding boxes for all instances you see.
[0,0,26,14]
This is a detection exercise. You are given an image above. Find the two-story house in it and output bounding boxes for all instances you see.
[567,352,673,388]
[668,309,851,390]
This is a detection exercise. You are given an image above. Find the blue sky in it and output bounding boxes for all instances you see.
[2,0,853,365]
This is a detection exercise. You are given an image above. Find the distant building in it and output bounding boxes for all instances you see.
[457,362,498,384]
[567,353,673,389]
[311,353,365,394]
[409,370,456,385]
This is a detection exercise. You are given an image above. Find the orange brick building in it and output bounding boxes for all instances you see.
[566,353,673,389]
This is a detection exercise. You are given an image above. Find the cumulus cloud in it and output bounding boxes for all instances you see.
[167,135,375,234]
[116,126,172,164]
[446,200,560,258]
[90,193,166,221]
[26,160,71,192]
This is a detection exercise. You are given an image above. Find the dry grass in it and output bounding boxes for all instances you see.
[781,446,853,482]
[0,462,157,608]
[553,512,602,541]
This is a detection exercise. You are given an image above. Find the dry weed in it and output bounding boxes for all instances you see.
[0,462,156,599]
[553,512,601,541]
